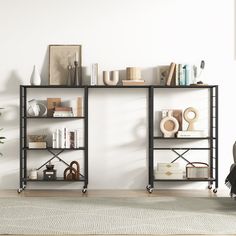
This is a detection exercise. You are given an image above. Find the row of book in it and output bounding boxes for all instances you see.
[165,62,197,86]
[52,128,80,148]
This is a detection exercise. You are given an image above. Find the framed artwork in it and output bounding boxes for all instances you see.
[49,45,82,85]
[47,98,61,117]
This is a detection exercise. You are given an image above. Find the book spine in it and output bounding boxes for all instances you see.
[52,132,56,148]
[69,131,75,148]
[185,64,190,85]
[91,63,98,85]
[59,128,65,148]
[179,64,185,86]
[56,129,59,148]
[65,128,69,148]
[166,62,176,86]
[175,64,179,86]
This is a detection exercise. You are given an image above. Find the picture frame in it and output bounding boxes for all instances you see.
[49,45,82,85]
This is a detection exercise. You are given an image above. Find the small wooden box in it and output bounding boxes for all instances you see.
[43,169,57,181]
[154,170,183,179]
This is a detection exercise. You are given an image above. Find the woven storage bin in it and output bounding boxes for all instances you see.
[186,162,209,179]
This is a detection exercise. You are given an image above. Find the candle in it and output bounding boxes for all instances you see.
[75,52,79,62]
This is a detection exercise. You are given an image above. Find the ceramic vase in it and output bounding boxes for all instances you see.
[30,65,41,85]
[103,71,119,86]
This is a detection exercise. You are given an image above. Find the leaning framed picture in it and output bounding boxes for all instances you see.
[49,45,82,85]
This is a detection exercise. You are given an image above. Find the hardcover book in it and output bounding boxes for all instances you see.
[166,62,176,86]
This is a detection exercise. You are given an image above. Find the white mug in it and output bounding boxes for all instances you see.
[29,169,38,180]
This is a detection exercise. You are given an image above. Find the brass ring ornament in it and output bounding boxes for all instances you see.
[160,110,179,137]
[183,107,199,131]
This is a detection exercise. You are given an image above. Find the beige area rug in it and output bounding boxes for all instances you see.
[0,197,235,234]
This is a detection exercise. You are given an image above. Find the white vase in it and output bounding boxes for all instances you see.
[103,71,119,86]
[30,65,41,85]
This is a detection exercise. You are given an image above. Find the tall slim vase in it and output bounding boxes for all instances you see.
[30,65,41,86]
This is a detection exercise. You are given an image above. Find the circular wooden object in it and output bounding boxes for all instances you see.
[183,107,199,131]
[160,112,179,137]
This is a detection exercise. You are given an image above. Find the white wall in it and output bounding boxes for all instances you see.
[0,0,235,190]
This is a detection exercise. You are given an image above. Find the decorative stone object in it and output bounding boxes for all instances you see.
[183,107,199,131]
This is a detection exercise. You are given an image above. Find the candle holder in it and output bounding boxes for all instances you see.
[67,60,82,86]
[74,61,79,86]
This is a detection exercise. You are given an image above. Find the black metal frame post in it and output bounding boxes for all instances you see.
[23,87,27,187]
[19,86,23,191]
[19,86,27,192]
[83,87,89,192]
[209,87,214,188]
[215,86,219,191]
[146,86,154,193]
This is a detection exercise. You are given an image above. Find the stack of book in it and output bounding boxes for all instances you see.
[28,142,47,148]
[52,128,80,149]
[122,80,145,86]
[177,130,206,138]
[53,107,74,117]
[165,62,195,86]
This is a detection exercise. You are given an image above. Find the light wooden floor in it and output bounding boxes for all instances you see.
[0,189,229,197]
[0,189,233,236]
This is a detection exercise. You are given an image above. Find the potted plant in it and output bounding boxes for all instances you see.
[0,108,6,156]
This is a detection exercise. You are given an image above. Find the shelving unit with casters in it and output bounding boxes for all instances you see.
[18,85,89,194]
[146,85,218,194]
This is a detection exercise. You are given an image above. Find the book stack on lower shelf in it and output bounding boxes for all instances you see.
[52,128,80,149]
[28,135,47,149]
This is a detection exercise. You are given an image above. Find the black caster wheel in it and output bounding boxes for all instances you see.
[17,188,22,194]
[208,185,212,190]
[146,185,151,190]
[148,188,153,194]
[82,188,87,194]
[213,189,217,193]
[22,185,26,190]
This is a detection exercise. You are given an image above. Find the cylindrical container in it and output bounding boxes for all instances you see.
[126,67,141,80]
[29,169,38,180]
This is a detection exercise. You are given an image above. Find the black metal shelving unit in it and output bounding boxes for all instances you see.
[146,85,218,193]
[19,85,218,194]
[19,85,89,193]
